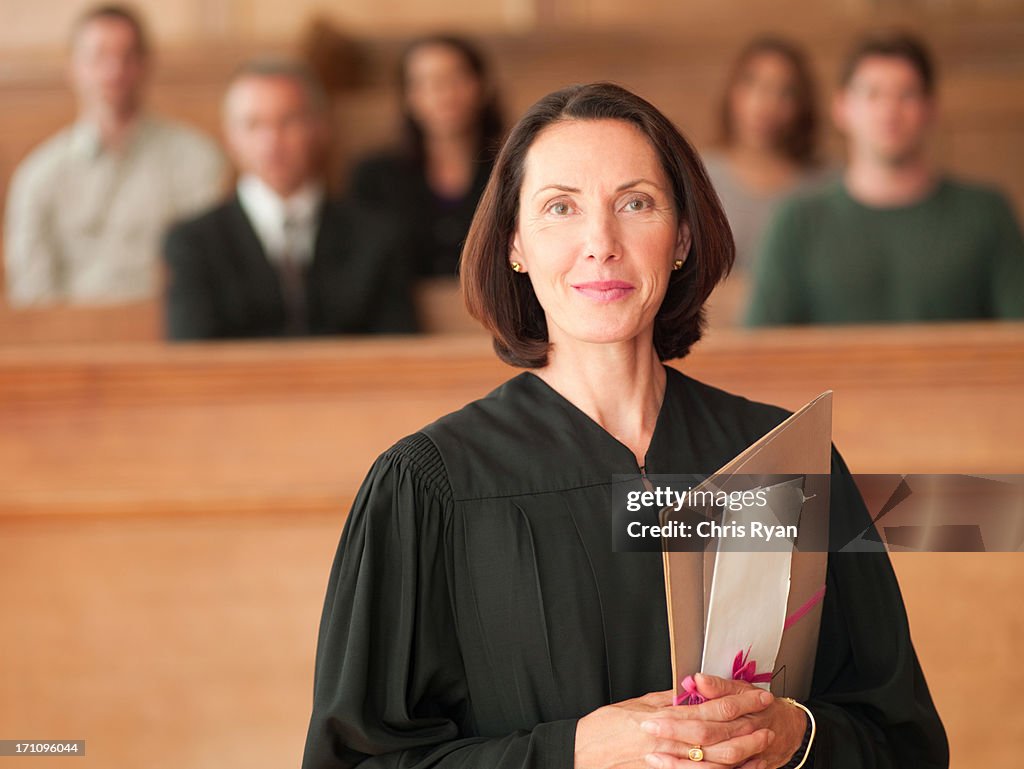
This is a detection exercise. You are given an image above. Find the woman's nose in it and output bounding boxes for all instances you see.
[583,208,621,262]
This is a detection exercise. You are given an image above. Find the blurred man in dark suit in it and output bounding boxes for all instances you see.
[163,57,419,340]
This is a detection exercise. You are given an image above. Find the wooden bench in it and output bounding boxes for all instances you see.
[0,278,482,344]
[1,323,1021,768]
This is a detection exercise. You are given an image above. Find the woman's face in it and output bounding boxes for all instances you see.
[729,51,801,150]
[404,43,484,139]
[511,119,690,352]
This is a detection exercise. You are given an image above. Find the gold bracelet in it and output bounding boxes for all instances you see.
[778,697,816,769]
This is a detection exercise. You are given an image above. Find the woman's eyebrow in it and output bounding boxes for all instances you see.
[616,178,663,191]
[531,178,663,199]
[532,184,580,199]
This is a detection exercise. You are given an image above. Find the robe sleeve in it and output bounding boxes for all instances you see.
[801,447,950,768]
[301,432,579,769]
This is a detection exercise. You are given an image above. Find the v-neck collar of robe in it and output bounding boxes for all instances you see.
[512,364,688,479]
[518,365,679,476]
[423,364,700,501]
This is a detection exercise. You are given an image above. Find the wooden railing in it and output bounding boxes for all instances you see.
[2,322,1021,517]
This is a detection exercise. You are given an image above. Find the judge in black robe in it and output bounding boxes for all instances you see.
[301,83,948,769]
[301,368,947,769]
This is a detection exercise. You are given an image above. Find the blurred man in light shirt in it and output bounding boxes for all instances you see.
[4,4,226,307]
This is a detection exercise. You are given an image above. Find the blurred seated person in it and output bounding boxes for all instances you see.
[163,58,419,340]
[704,36,833,275]
[745,31,1024,326]
[3,4,226,308]
[347,34,503,278]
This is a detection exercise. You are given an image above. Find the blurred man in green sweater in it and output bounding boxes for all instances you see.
[745,31,1024,325]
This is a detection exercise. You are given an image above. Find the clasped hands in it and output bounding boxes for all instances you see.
[574,673,807,769]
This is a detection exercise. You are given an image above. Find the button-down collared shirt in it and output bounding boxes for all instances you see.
[235,174,324,268]
[3,114,226,307]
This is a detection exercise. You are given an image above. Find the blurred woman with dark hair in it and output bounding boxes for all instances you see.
[703,37,833,276]
[348,34,503,278]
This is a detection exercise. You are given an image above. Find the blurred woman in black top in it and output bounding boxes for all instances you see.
[348,35,503,277]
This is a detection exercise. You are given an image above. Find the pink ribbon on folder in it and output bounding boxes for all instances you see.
[674,584,826,706]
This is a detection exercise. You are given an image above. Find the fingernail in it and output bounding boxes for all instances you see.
[759,691,773,706]
[758,761,769,769]
[765,729,776,742]
[640,720,659,735]
[644,754,664,769]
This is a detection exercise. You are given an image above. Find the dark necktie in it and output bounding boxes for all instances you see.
[279,215,309,336]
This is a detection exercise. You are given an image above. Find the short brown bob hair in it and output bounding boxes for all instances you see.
[461,82,734,369]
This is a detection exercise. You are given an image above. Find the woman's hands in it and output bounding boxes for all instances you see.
[573,674,806,769]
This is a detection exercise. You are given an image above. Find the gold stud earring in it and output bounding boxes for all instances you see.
[673,259,683,271]
[511,261,523,273]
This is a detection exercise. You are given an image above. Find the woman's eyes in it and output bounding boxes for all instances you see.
[544,195,654,216]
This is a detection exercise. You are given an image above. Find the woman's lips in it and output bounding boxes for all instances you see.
[572,280,636,302]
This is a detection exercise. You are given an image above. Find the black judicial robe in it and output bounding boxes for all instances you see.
[301,366,949,769]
